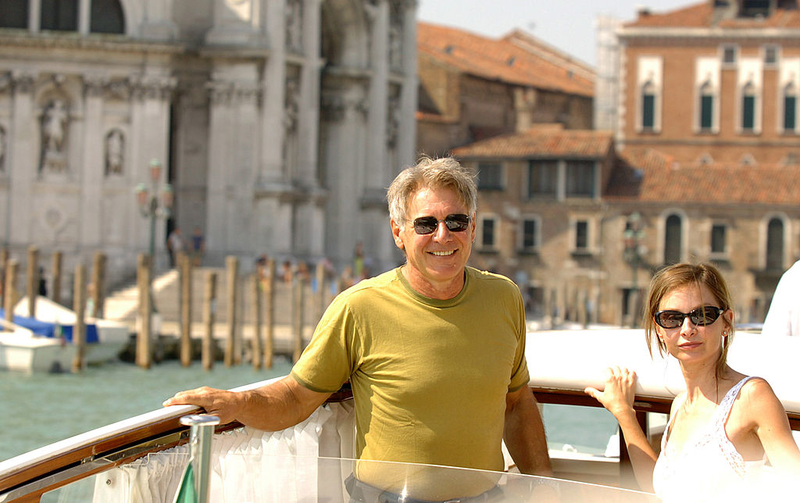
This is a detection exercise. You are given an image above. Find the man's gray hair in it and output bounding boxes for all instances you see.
[387,156,477,225]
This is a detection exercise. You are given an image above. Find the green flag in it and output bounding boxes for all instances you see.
[173,461,197,503]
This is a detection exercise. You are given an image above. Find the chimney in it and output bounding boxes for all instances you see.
[636,5,652,18]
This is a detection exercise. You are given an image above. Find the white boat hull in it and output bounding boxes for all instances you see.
[0,331,76,373]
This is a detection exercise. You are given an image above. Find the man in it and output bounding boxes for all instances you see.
[164,157,551,498]
[762,259,800,336]
[167,228,184,268]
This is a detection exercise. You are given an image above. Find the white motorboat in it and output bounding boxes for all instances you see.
[0,318,75,373]
[11,296,130,366]
[0,329,796,501]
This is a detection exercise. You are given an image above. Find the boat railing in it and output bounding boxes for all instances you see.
[2,330,799,501]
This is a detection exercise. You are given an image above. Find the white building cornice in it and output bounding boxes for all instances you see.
[617,26,800,41]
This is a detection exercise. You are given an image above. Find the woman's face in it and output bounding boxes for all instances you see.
[655,283,732,368]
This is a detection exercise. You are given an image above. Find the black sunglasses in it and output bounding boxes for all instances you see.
[654,306,725,329]
[412,214,471,235]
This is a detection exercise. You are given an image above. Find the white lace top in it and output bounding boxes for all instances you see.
[652,377,766,502]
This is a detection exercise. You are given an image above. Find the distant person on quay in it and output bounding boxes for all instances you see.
[167,228,184,268]
[762,259,800,336]
[164,157,552,500]
[585,263,800,501]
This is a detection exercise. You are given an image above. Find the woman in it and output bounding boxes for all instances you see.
[585,263,800,501]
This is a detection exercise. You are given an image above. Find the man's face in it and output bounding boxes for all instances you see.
[391,186,475,298]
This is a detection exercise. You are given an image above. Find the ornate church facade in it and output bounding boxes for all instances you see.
[0,0,417,285]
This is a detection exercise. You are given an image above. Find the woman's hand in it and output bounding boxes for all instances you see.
[584,367,638,419]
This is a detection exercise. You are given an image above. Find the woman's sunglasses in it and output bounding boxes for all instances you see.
[654,306,725,329]
[412,214,471,235]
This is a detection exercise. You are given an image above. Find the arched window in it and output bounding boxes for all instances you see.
[91,0,125,34]
[664,214,682,265]
[641,81,656,130]
[742,81,756,132]
[766,218,784,271]
[41,0,79,32]
[784,82,797,132]
[699,81,714,131]
[0,0,28,28]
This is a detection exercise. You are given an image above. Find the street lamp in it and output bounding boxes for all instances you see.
[135,159,172,315]
[135,158,173,261]
[623,212,646,327]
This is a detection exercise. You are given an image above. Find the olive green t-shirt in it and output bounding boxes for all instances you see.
[290,266,529,473]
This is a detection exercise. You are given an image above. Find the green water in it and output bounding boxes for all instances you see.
[0,358,294,462]
[1,359,618,462]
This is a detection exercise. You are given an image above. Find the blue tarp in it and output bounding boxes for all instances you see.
[0,308,99,344]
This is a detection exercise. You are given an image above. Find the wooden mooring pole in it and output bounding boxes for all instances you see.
[292,264,305,363]
[91,252,107,318]
[224,256,239,367]
[263,259,275,369]
[251,273,262,370]
[26,246,39,318]
[136,254,152,369]
[179,252,192,367]
[0,248,8,308]
[72,264,87,373]
[4,259,18,328]
[52,251,63,305]
[202,270,217,371]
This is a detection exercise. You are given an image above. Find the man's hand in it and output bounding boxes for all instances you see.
[163,386,243,425]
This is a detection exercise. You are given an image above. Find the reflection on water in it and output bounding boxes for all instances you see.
[0,359,293,462]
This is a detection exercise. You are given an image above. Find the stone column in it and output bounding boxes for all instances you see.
[29,0,41,33]
[206,81,235,262]
[8,71,37,246]
[205,0,263,45]
[78,0,90,35]
[253,0,293,258]
[140,0,178,41]
[295,0,325,258]
[364,0,389,193]
[397,0,418,170]
[80,75,106,247]
[206,67,261,259]
[320,82,369,267]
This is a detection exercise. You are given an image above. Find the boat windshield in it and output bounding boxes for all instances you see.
[44,454,658,502]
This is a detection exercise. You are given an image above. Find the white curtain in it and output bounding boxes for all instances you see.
[91,402,355,503]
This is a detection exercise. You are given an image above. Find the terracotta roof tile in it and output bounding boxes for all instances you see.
[418,22,594,97]
[451,125,613,159]
[624,1,800,29]
[624,3,713,28]
[609,147,800,206]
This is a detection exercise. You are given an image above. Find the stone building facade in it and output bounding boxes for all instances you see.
[0,0,417,288]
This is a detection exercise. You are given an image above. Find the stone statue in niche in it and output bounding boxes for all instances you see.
[286,0,303,53]
[105,129,124,176]
[40,99,69,173]
[283,78,300,173]
[389,18,403,71]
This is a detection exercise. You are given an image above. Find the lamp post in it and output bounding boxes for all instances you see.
[623,212,645,328]
[135,158,173,312]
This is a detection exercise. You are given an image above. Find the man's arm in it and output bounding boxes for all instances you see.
[504,385,553,476]
[163,375,332,431]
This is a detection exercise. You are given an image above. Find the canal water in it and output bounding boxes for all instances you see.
[0,359,618,462]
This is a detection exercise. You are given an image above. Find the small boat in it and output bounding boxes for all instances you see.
[0,296,130,371]
[0,318,75,373]
[0,329,796,501]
